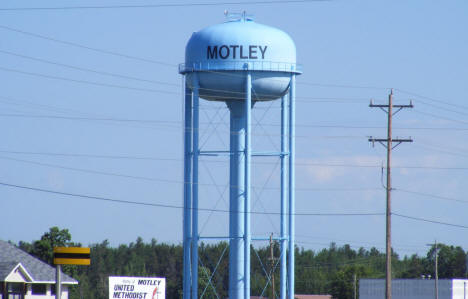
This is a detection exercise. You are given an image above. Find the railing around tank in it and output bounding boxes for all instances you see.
[178,60,302,74]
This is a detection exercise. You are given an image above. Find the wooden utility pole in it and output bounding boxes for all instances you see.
[427,240,439,299]
[269,233,276,299]
[369,89,413,299]
[354,273,357,299]
[435,240,439,299]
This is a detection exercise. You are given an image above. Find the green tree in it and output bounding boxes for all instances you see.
[427,243,466,278]
[198,266,218,298]
[328,265,372,299]
[399,254,426,278]
[31,226,74,264]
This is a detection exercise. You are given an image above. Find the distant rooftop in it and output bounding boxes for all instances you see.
[295,295,333,299]
[0,240,77,283]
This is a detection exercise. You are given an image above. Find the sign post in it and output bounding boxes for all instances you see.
[56,265,61,299]
[53,247,91,299]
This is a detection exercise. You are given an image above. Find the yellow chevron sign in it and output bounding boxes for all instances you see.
[53,247,90,265]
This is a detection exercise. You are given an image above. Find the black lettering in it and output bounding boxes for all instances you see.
[207,46,217,59]
[240,45,248,59]
[138,279,157,285]
[259,45,267,59]
[249,45,258,59]
[207,45,267,60]
[219,45,229,59]
[229,45,239,58]
[117,292,145,299]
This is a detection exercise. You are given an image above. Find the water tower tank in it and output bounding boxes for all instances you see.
[180,13,300,299]
[179,13,301,101]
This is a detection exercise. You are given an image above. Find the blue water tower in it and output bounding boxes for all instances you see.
[179,12,301,299]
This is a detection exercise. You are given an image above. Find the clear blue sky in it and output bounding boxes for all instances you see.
[1,0,467,257]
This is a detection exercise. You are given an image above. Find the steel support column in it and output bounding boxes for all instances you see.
[191,75,200,299]
[280,94,288,299]
[288,74,296,299]
[183,82,193,299]
[227,98,246,299]
[244,72,252,299]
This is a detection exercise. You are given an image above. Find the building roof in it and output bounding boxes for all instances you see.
[249,296,332,299]
[0,261,18,280]
[0,240,77,284]
[295,295,333,299]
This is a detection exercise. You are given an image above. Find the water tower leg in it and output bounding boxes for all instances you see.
[183,83,193,299]
[288,75,296,299]
[244,72,252,299]
[280,94,288,299]
[192,76,200,299]
[227,99,246,299]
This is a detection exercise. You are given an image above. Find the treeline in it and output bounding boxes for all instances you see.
[17,227,468,299]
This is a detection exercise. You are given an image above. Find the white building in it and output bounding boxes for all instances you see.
[360,278,468,299]
[0,240,78,299]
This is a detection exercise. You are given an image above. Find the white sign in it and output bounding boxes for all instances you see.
[109,276,165,299]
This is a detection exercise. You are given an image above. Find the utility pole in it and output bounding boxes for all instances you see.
[427,240,439,299]
[269,233,276,299]
[369,89,413,299]
[354,273,357,299]
[435,241,439,299]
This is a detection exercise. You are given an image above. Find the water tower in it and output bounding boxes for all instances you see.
[179,13,301,299]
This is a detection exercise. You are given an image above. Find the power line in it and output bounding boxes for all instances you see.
[0,154,384,191]
[0,155,181,184]
[3,49,318,102]
[296,81,388,90]
[0,24,408,94]
[4,176,465,230]
[0,150,179,161]
[413,109,468,126]
[297,124,468,131]
[0,113,181,125]
[2,148,468,170]
[393,212,468,229]
[414,143,468,159]
[395,189,468,204]
[0,65,179,94]
[392,165,468,170]
[0,180,380,217]
[0,0,329,11]
[1,22,464,108]
[396,88,468,112]
[3,109,468,133]
[0,61,374,101]
[0,49,179,86]
[293,234,426,252]
[0,96,167,131]
[0,95,105,116]
[413,98,468,117]
[0,47,374,101]
[416,139,468,158]
[2,23,455,109]
[0,25,174,66]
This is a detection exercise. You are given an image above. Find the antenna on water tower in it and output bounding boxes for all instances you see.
[179,13,301,299]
